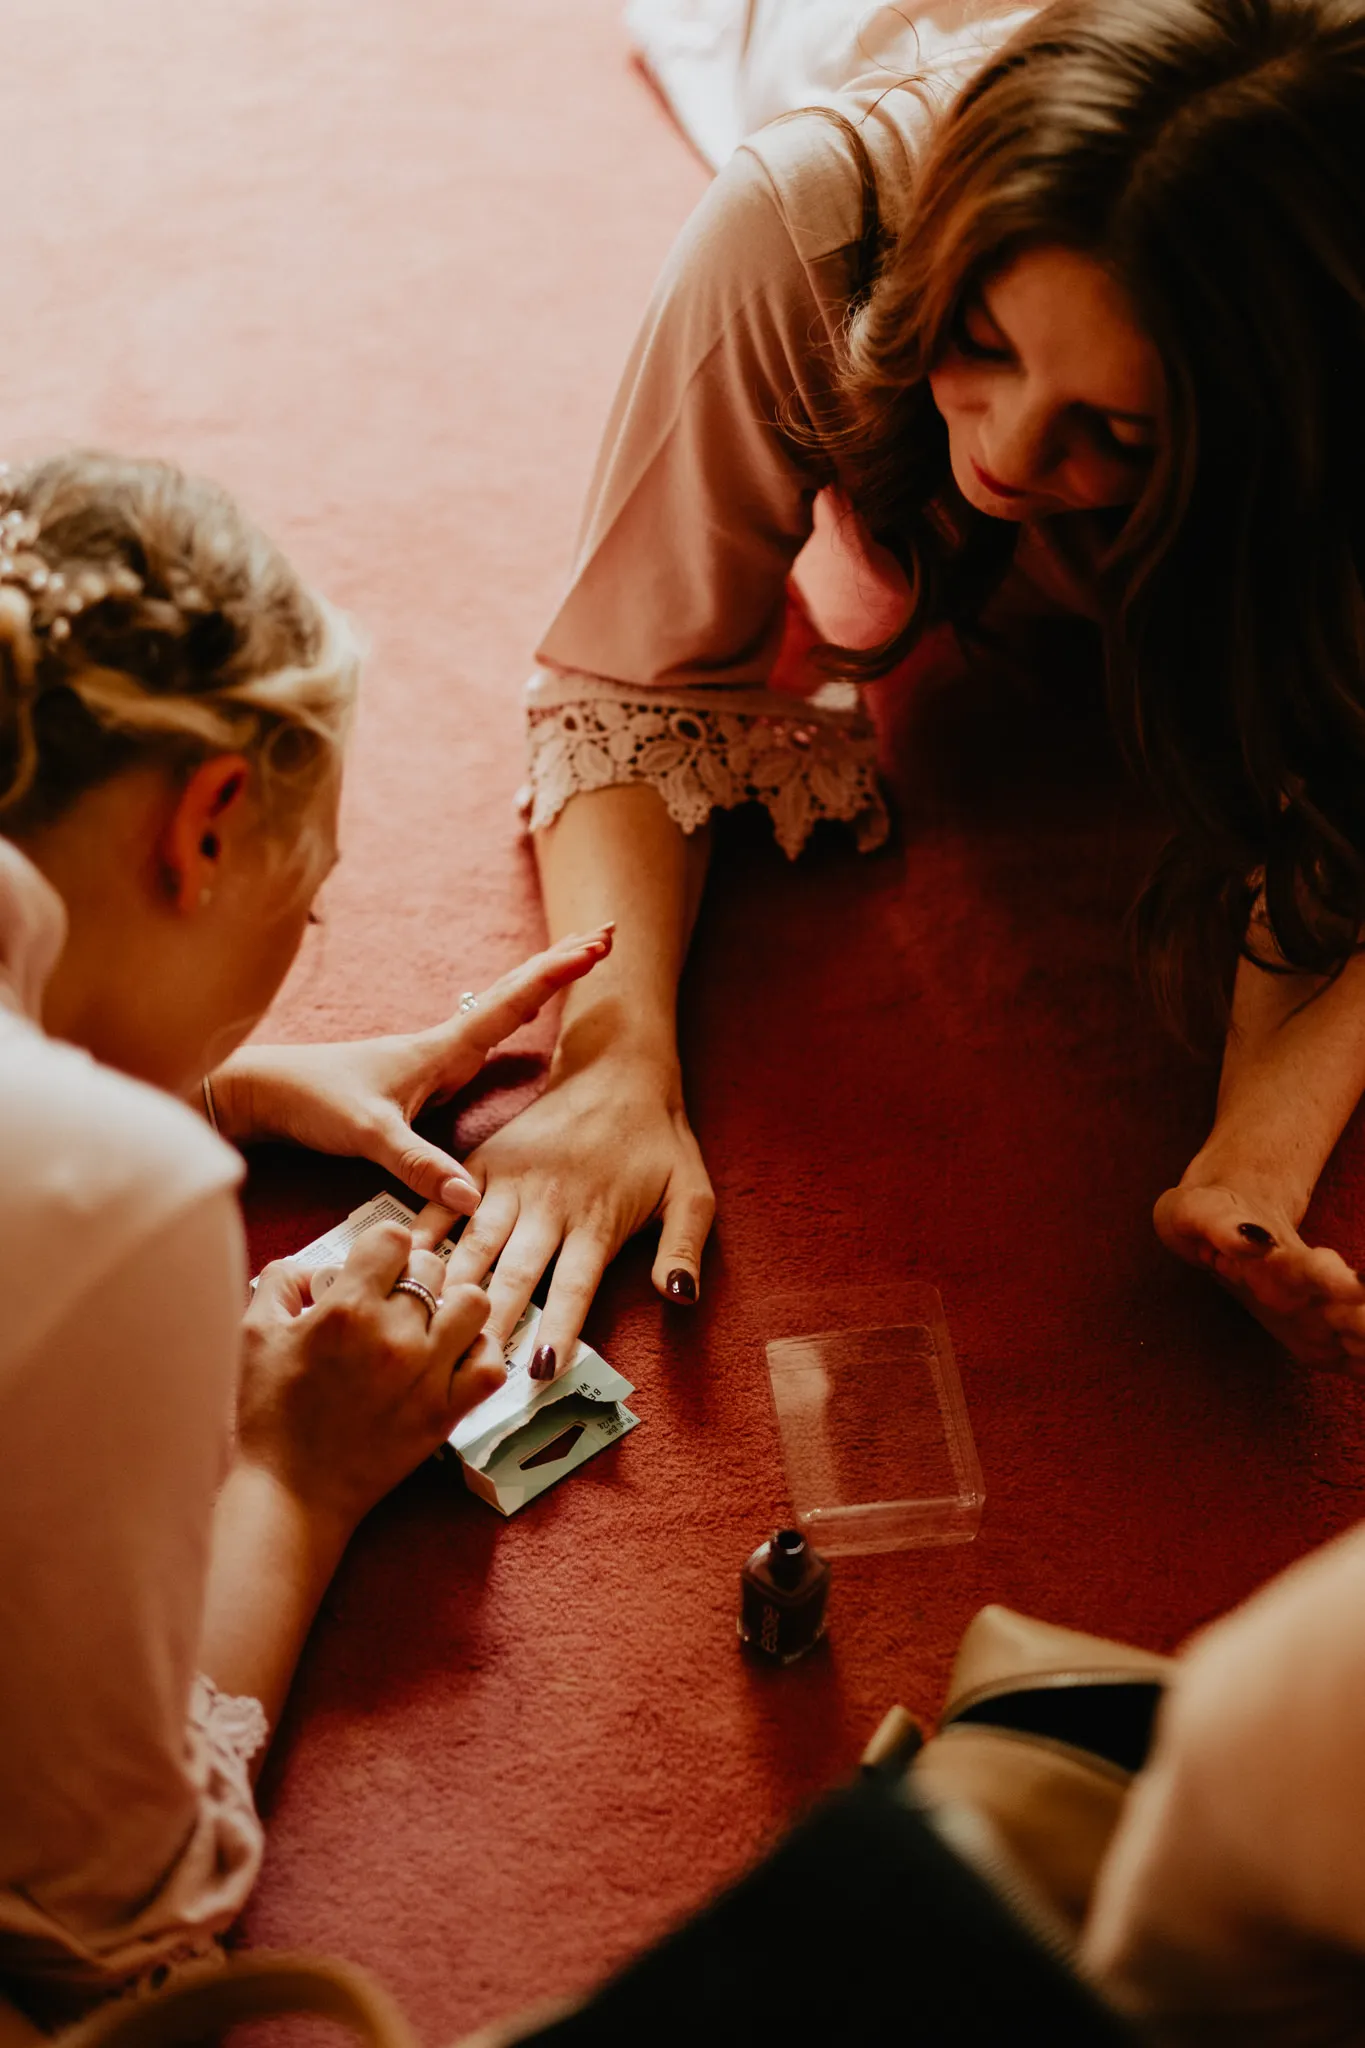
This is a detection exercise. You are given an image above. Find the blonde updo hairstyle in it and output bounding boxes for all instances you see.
[0,451,359,888]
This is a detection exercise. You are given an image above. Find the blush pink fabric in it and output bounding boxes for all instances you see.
[11,2,1365,2040]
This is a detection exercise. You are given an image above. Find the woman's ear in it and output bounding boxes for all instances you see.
[160,754,251,914]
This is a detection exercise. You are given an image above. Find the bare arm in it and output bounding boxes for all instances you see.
[444,787,717,1366]
[1186,949,1365,1229]
[1157,949,1365,1366]
[535,784,710,1074]
[199,1465,349,1753]
[200,1229,501,1761]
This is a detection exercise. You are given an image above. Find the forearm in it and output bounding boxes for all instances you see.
[1184,950,1365,1225]
[535,784,710,1073]
[199,1461,351,1764]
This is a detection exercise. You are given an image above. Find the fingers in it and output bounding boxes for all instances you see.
[1322,1298,1365,1362]
[443,1188,519,1289]
[442,927,615,1060]
[365,1111,480,1215]
[650,1151,716,1307]
[384,1246,449,1329]
[442,1328,508,1425]
[341,1220,414,1295]
[532,1231,615,1380]
[411,1199,469,1253]
[1296,1244,1365,1303]
[249,1258,314,1321]
[483,1217,564,1350]
[428,1278,493,1366]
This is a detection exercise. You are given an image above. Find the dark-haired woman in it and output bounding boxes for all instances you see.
[442,0,1365,1375]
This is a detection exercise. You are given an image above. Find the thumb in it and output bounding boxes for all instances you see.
[367,1112,481,1216]
[650,1157,716,1308]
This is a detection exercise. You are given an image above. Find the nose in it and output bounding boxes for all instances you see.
[978,395,1058,493]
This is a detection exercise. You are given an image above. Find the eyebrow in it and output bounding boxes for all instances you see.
[972,286,1158,430]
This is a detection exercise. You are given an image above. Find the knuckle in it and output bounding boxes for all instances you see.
[320,1296,364,1341]
[369,1221,412,1256]
[446,1281,491,1319]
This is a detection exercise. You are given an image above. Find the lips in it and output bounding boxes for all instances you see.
[971,458,1026,500]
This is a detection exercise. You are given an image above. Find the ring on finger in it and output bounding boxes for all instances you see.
[389,1275,440,1327]
[458,990,479,1014]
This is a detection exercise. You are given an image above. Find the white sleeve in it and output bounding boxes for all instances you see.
[0,1187,266,2010]
[1083,1522,1365,2042]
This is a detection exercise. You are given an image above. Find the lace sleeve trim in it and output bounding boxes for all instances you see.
[0,1681,268,2018]
[190,1674,269,1778]
[523,685,889,859]
[120,1681,268,1996]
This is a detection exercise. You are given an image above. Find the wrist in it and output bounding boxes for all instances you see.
[224,1455,356,1580]
[205,1052,259,1145]
[553,992,680,1085]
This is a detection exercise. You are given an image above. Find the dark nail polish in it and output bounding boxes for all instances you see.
[530,1344,556,1381]
[1238,1222,1277,1250]
[666,1268,698,1304]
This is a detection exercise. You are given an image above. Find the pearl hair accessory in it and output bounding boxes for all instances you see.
[0,461,144,675]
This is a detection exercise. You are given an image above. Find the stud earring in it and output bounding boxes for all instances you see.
[199,887,213,909]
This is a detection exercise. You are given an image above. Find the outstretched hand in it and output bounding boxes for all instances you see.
[211,925,614,1208]
[1156,1181,1365,1370]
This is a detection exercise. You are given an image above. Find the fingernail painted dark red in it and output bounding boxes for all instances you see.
[1238,1223,1276,1250]
[666,1269,698,1304]
[530,1345,556,1380]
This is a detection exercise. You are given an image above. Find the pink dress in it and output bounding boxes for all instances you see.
[0,837,266,2020]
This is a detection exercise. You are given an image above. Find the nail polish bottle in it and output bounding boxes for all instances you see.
[738,1529,831,1664]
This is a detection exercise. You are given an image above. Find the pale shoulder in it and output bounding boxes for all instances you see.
[0,1016,243,1362]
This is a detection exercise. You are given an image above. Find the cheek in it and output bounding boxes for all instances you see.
[232,892,314,1018]
[928,361,987,429]
[1061,450,1148,512]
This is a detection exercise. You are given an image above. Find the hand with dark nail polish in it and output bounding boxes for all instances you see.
[665,1268,697,1304]
[530,1344,556,1381]
[1238,1222,1277,1251]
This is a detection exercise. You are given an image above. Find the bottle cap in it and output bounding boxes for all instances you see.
[769,1527,807,1589]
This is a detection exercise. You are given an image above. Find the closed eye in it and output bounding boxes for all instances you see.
[948,294,1013,365]
[1089,413,1157,464]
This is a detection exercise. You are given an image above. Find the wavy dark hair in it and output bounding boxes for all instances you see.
[817,0,1365,1033]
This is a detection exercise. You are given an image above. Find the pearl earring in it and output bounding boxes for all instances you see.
[199,887,213,909]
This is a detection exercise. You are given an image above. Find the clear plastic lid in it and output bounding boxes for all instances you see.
[764,1283,984,1556]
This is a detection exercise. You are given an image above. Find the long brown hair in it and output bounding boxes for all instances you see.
[822,0,1365,1030]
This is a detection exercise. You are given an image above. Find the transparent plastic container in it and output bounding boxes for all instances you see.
[764,1283,984,1556]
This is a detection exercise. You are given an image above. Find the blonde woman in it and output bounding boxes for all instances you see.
[444,0,1365,1378]
[0,452,612,2021]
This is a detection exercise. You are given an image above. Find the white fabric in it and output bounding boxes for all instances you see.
[626,0,1028,170]
[526,1,1032,854]
[0,837,266,2014]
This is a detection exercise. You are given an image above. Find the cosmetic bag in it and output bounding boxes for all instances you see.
[884,1601,1177,1936]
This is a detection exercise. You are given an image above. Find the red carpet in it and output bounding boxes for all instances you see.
[12,2,1365,2036]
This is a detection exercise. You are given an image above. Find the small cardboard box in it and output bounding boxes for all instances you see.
[448,1303,639,1516]
[280,1193,640,1516]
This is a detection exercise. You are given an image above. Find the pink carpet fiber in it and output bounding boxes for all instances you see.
[11,1,1365,2036]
